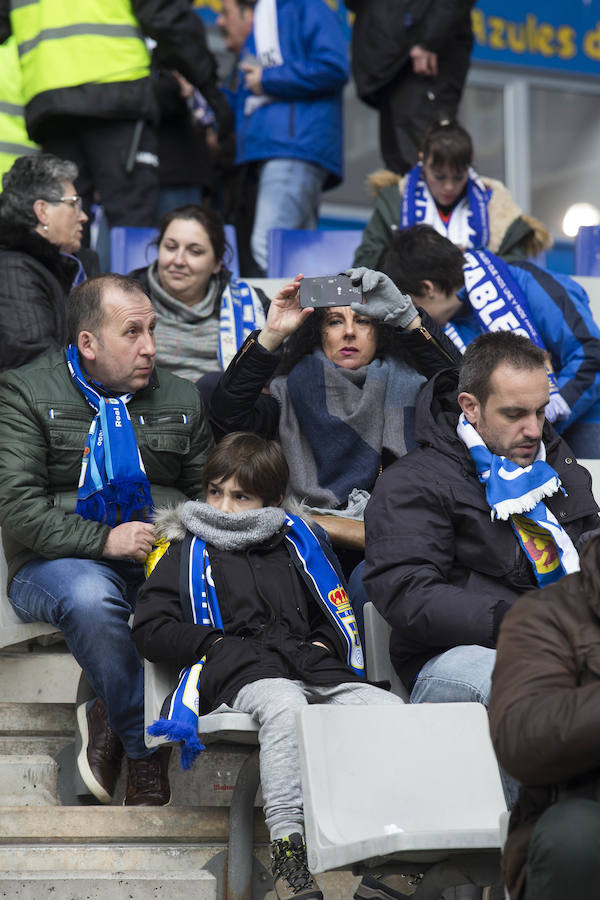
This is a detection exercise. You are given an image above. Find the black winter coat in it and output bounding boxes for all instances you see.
[363,368,600,690]
[345,0,475,106]
[0,226,78,373]
[133,524,363,713]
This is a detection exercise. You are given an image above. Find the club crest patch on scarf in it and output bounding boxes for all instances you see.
[147,513,364,769]
[511,515,561,580]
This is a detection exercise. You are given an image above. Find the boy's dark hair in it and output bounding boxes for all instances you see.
[420,119,473,174]
[378,225,465,297]
[458,332,547,407]
[67,273,146,344]
[202,432,289,506]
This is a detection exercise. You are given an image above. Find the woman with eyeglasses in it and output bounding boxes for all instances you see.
[0,153,98,372]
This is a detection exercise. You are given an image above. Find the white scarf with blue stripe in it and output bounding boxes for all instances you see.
[457,413,579,587]
[400,162,490,249]
[218,279,265,370]
[148,511,364,768]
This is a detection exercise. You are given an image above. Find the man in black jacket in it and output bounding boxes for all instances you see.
[345,0,475,174]
[362,332,598,737]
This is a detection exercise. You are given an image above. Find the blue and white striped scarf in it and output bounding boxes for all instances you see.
[218,278,266,371]
[148,512,364,768]
[66,345,153,526]
[457,413,579,587]
[400,162,490,250]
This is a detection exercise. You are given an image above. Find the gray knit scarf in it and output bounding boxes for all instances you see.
[180,501,287,551]
[146,262,221,381]
[269,350,425,511]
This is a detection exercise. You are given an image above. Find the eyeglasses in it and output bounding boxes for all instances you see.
[56,195,83,212]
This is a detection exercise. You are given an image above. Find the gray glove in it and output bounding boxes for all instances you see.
[346,267,418,329]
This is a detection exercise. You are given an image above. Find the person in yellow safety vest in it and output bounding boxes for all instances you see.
[0,0,233,238]
[0,36,39,184]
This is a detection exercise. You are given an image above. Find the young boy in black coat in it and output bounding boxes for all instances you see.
[133,431,402,900]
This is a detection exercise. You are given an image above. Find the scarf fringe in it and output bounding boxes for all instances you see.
[492,476,560,520]
[147,719,206,771]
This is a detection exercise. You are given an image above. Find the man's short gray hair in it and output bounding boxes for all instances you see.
[0,154,79,229]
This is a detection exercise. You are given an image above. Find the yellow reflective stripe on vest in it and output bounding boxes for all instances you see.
[0,101,24,116]
[17,22,144,56]
[0,36,39,172]
[10,2,150,102]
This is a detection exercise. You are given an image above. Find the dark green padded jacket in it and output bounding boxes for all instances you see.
[0,349,214,586]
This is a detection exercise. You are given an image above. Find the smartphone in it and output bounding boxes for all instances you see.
[299,274,362,309]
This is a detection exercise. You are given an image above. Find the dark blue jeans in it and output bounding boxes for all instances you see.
[10,557,150,758]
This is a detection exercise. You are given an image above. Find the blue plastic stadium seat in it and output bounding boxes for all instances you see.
[267,228,363,278]
[575,226,600,276]
[109,224,240,278]
[110,226,158,275]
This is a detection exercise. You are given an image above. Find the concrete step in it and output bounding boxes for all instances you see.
[0,869,215,900]
[0,808,360,900]
[0,754,58,805]
[0,650,81,703]
[0,701,74,758]
[0,843,222,873]
[0,701,74,734]
[0,804,268,843]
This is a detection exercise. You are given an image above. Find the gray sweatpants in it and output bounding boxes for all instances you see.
[231,677,403,840]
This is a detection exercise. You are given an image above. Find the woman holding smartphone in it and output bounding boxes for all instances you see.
[208,267,459,557]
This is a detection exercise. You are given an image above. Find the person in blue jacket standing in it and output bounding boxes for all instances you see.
[217,0,349,275]
[379,225,600,457]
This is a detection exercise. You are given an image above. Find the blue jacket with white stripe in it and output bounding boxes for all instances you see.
[225,0,349,188]
[450,261,600,434]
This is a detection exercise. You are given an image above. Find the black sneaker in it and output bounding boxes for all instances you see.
[354,873,422,900]
[76,698,124,804]
[270,833,322,900]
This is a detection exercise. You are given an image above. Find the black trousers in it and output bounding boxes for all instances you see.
[525,797,600,899]
[42,115,160,239]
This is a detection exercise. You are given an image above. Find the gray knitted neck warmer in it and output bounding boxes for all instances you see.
[180,501,287,551]
[147,261,220,322]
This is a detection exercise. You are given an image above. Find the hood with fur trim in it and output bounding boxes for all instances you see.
[364,169,552,259]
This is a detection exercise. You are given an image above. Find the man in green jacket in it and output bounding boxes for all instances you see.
[0,273,214,805]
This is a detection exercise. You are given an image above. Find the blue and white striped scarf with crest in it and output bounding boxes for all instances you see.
[457,413,579,587]
[148,512,364,768]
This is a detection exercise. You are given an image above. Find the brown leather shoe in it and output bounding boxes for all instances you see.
[124,746,172,806]
[76,698,124,804]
